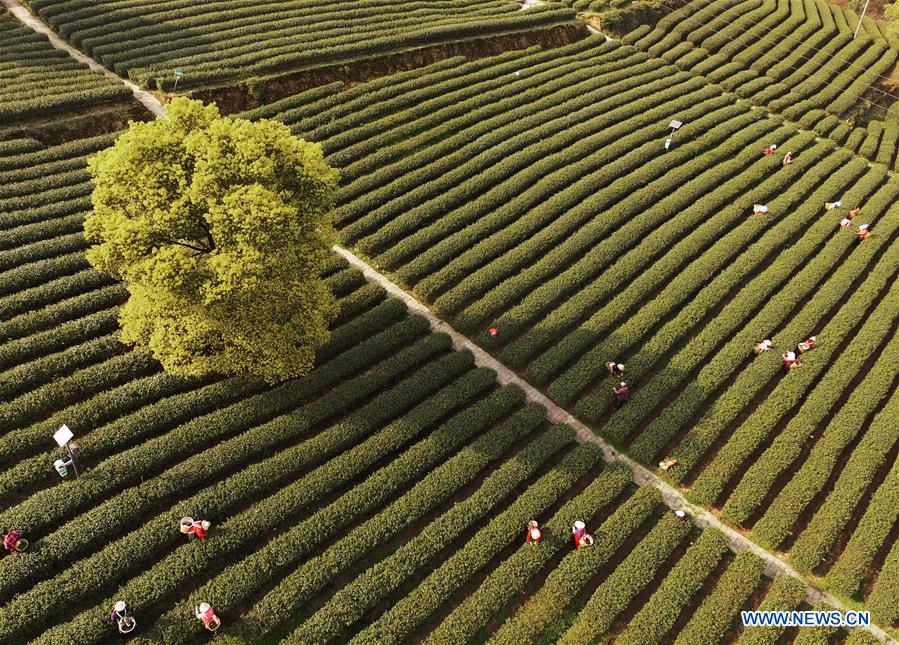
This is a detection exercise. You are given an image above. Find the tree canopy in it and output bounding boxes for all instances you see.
[85,97,340,382]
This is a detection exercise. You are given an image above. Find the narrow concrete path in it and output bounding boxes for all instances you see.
[334,245,895,644]
[519,0,611,40]
[1,0,166,118]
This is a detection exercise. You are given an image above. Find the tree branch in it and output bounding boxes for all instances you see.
[195,219,216,251]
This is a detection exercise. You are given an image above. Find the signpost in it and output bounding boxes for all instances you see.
[173,68,184,92]
[665,119,683,151]
[52,424,80,479]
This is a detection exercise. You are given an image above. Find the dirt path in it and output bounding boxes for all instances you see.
[1,0,166,118]
[334,245,896,645]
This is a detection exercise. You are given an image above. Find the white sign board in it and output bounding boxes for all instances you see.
[54,424,73,447]
[668,120,683,130]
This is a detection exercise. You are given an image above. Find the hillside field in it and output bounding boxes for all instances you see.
[0,0,897,643]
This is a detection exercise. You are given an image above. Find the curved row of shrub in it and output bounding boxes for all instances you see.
[26,0,581,90]
[248,40,899,626]
[283,433,595,644]
[0,8,131,120]
[629,0,899,164]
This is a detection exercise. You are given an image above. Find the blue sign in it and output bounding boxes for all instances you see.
[175,69,184,78]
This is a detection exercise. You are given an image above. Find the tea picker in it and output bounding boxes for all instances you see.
[110,600,137,635]
[196,603,222,632]
[763,144,778,155]
[659,458,678,472]
[572,521,594,549]
[613,382,630,408]
[180,517,212,541]
[526,520,542,544]
[783,351,801,370]
[572,520,586,546]
[1,528,28,554]
[52,424,80,480]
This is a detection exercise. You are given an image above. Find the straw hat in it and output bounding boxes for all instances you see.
[114,601,126,612]
[528,520,538,529]
[198,602,211,613]
[574,520,585,530]
[617,364,624,371]
[620,382,627,387]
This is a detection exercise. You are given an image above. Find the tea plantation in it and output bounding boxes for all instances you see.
[0,0,896,642]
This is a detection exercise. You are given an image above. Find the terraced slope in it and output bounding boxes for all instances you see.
[24,0,581,90]
[625,0,899,163]
[0,7,131,123]
[1,33,896,640]
[245,37,899,622]
[0,136,824,643]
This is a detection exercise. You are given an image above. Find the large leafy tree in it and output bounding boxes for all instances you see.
[85,97,340,382]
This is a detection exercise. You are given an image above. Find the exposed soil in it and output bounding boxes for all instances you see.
[0,100,153,145]
[128,385,510,643]
[187,24,588,116]
[469,483,638,640]
[726,575,774,643]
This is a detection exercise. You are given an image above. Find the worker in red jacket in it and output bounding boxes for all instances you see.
[1,528,25,554]
[526,520,542,544]
[195,603,221,632]
[783,351,801,370]
[180,517,211,541]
